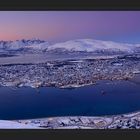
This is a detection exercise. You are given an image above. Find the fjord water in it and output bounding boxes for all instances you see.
[0,78,140,120]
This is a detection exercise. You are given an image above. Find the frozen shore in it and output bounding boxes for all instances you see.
[13,111,140,129]
[0,120,42,129]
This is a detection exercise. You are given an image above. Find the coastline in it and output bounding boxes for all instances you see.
[0,74,139,129]
[14,110,140,129]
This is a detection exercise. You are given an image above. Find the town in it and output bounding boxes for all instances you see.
[0,54,140,89]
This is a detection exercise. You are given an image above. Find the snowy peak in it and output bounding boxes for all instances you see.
[28,42,50,50]
[0,39,46,51]
[45,39,136,54]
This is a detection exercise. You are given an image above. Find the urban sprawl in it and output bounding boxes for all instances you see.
[0,54,140,89]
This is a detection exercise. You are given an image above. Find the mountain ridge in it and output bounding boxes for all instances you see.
[0,38,140,55]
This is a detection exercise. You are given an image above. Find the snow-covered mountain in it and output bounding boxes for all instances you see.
[44,39,140,55]
[0,39,46,52]
[0,38,140,55]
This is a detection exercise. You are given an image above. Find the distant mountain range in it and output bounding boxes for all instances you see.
[0,38,140,55]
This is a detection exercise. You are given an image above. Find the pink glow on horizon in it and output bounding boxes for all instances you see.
[0,11,140,43]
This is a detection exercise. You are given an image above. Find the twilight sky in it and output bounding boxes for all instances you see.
[0,11,140,43]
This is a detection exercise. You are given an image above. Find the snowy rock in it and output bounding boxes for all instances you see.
[79,117,90,124]
[0,120,41,129]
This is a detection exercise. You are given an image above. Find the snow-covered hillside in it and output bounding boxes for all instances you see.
[45,39,140,54]
[0,39,46,52]
[0,120,41,129]
[0,38,140,55]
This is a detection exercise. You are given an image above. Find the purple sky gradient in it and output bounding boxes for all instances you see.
[0,11,140,43]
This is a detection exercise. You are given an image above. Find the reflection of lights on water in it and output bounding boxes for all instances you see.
[35,88,40,94]
[8,86,18,91]
[101,90,106,96]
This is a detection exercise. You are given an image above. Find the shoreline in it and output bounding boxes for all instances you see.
[0,110,139,129]
[0,74,139,129]
[0,76,134,89]
[14,110,140,129]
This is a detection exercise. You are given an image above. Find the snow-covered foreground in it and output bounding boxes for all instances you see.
[0,111,140,129]
[0,120,41,129]
[16,111,140,129]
